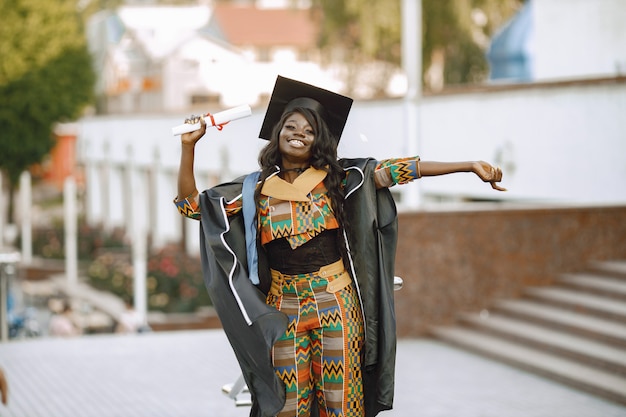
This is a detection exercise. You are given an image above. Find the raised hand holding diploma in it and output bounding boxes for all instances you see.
[180,115,207,147]
[172,104,252,136]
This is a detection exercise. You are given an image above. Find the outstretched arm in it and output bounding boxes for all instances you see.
[176,116,208,200]
[419,160,506,191]
[375,157,506,191]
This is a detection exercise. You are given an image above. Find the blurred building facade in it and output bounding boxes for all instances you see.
[70,0,626,252]
[86,2,349,114]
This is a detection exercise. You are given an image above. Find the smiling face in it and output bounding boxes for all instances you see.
[278,111,315,166]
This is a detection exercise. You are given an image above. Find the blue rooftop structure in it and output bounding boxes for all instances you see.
[487,0,534,82]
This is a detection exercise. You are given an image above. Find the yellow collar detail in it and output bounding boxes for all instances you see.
[261,167,328,201]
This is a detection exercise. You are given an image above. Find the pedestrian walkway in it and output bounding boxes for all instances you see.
[0,330,625,417]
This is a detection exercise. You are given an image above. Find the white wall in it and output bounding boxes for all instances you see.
[532,0,626,80]
[418,80,626,204]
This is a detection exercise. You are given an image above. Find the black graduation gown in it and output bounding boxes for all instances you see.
[198,158,398,417]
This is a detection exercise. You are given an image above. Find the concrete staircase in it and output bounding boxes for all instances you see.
[430,260,626,406]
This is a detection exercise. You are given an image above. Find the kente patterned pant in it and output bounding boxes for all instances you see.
[266,260,365,417]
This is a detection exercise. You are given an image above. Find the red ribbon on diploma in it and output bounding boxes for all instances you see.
[206,113,229,131]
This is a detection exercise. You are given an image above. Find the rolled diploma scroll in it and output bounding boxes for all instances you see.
[171,104,252,136]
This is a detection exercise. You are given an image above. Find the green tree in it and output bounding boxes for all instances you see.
[422,0,523,90]
[312,0,522,94]
[313,0,402,97]
[0,0,95,223]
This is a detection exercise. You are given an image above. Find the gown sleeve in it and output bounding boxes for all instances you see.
[374,155,421,188]
[174,190,242,220]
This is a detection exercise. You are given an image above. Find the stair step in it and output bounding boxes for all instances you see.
[525,287,626,322]
[557,273,626,300]
[493,299,626,348]
[460,313,626,375]
[431,326,626,406]
[589,260,626,280]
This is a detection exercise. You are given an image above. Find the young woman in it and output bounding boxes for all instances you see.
[174,76,505,417]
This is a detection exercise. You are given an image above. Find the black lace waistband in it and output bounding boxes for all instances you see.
[264,229,341,275]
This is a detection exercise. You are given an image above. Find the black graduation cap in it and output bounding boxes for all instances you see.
[258,76,353,141]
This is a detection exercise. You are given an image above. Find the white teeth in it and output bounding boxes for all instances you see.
[289,139,304,147]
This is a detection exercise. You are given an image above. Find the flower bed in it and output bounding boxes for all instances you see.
[30,223,211,314]
[87,244,211,314]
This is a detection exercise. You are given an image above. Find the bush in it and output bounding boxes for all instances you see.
[87,244,211,313]
[30,222,127,260]
[30,222,210,313]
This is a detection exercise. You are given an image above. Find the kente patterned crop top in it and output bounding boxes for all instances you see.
[174,156,420,248]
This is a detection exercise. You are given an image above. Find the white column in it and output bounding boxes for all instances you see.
[102,141,112,232]
[64,177,78,286]
[149,147,162,249]
[402,0,423,209]
[19,171,32,264]
[124,144,135,240]
[130,146,148,325]
[132,220,148,326]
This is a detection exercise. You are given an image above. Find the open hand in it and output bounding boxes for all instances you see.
[181,115,207,146]
[474,161,507,191]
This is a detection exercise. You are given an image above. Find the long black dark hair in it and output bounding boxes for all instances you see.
[255,107,349,253]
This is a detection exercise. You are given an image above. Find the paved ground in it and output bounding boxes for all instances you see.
[1,331,625,417]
